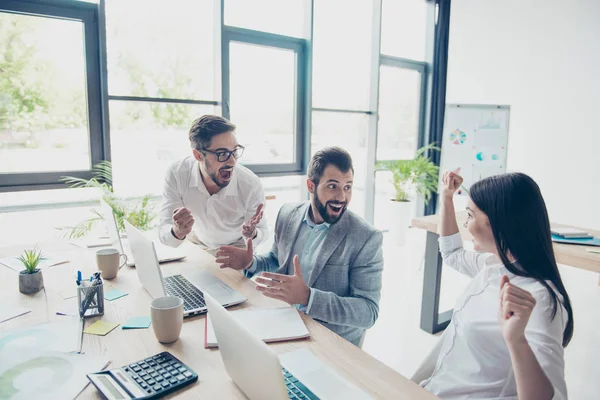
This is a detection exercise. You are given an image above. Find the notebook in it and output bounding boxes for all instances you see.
[204,307,310,348]
[550,227,592,239]
[551,235,600,247]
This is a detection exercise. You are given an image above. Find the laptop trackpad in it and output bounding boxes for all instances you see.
[202,281,233,302]
[279,349,372,400]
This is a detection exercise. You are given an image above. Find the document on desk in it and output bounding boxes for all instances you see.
[0,347,109,400]
[205,307,310,348]
[0,318,83,354]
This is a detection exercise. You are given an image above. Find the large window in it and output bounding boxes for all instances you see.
[222,2,309,176]
[1,0,433,232]
[227,41,297,166]
[311,0,378,219]
[372,1,428,228]
[105,0,218,196]
[0,0,103,191]
[380,0,428,61]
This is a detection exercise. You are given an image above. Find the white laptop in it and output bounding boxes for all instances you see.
[100,199,186,267]
[204,292,373,400]
[125,221,247,318]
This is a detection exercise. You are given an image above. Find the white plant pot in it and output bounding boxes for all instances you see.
[389,200,412,246]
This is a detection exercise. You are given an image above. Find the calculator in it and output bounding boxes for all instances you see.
[87,352,198,399]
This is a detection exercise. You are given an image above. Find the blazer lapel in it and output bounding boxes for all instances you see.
[282,203,309,270]
[307,212,349,286]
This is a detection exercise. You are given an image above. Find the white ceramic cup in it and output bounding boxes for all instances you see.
[96,248,127,280]
[150,296,184,344]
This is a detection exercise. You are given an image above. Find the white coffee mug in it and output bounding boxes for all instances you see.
[96,248,127,280]
[151,296,184,344]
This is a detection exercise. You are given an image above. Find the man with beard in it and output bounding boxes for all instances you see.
[216,147,383,346]
[158,115,267,255]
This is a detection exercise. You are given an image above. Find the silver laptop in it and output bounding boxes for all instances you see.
[204,293,372,400]
[100,199,186,267]
[125,221,247,318]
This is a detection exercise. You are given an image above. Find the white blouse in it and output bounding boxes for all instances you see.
[422,233,568,400]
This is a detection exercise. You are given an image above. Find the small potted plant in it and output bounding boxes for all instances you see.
[18,248,45,294]
[377,144,440,245]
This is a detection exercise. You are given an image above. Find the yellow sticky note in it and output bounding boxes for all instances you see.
[84,320,120,336]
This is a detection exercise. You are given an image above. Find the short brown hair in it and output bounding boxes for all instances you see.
[308,147,354,185]
[189,115,236,150]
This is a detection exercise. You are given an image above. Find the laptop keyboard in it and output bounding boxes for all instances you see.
[283,368,319,400]
[163,275,206,311]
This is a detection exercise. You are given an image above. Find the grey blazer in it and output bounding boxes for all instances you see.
[245,202,384,346]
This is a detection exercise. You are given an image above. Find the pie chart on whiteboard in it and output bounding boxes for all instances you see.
[449,129,467,145]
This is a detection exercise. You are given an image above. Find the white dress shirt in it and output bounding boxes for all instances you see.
[159,156,268,249]
[422,233,567,400]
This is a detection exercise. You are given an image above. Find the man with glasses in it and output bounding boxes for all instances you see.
[159,115,267,255]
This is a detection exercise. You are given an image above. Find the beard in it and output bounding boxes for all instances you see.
[208,166,234,188]
[313,190,347,224]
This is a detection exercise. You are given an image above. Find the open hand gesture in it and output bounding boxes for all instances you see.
[255,255,310,306]
[215,239,254,270]
[242,204,264,239]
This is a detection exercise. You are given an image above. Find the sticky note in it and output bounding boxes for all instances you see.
[104,288,128,301]
[122,316,152,329]
[84,320,119,336]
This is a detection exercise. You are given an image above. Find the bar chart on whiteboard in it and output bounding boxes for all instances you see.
[439,104,510,196]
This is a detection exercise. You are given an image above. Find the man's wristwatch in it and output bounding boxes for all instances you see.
[171,228,185,240]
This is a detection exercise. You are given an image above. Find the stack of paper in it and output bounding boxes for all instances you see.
[204,307,310,348]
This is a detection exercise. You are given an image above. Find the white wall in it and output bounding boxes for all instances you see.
[446,0,600,229]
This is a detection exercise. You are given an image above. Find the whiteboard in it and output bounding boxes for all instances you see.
[439,104,510,196]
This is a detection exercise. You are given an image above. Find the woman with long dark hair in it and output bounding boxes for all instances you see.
[421,170,573,399]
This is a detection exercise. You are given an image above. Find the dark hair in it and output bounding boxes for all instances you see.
[308,147,354,185]
[189,115,236,151]
[470,172,574,346]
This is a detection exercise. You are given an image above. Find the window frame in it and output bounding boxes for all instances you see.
[221,26,308,176]
[0,0,105,192]
[377,55,429,161]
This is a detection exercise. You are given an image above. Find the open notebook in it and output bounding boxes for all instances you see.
[204,307,310,348]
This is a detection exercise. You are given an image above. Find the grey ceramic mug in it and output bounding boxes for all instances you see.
[151,296,184,343]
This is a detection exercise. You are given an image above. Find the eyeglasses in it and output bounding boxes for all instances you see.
[201,145,245,162]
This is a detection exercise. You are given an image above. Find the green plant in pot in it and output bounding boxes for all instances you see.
[18,248,45,294]
[376,143,440,244]
[58,161,157,238]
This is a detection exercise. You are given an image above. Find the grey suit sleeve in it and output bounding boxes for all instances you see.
[307,231,383,329]
[244,241,279,278]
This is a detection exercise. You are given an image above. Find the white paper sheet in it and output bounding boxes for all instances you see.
[0,348,109,400]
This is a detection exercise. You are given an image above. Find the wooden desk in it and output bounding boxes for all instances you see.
[411,213,600,334]
[0,241,438,400]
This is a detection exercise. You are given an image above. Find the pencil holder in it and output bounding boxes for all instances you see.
[77,282,104,318]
